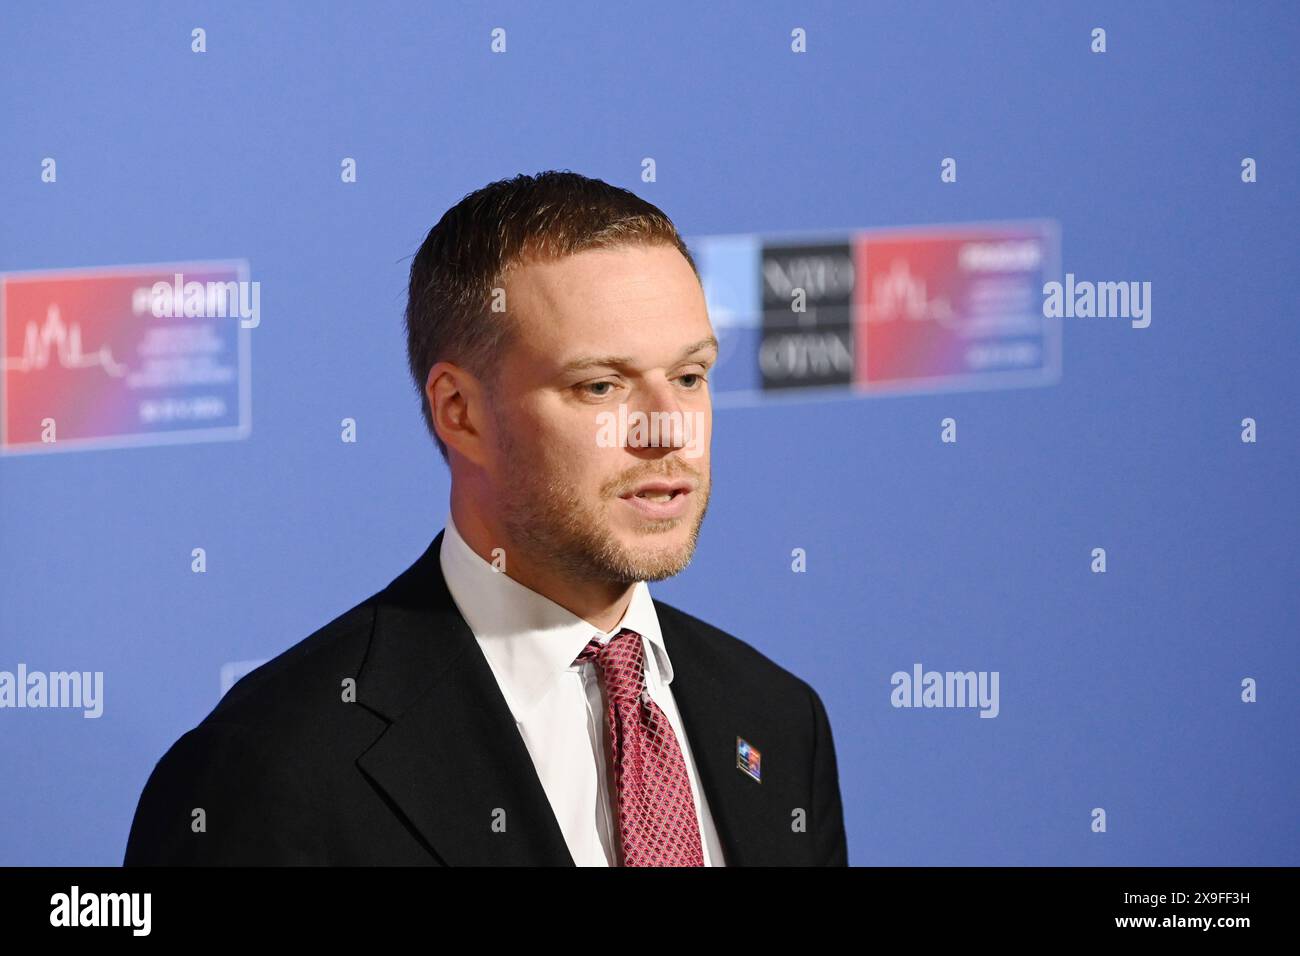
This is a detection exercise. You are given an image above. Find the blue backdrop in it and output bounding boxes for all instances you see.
[1,1,1296,866]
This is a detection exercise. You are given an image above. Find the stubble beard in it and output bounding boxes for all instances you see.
[493,417,710,587]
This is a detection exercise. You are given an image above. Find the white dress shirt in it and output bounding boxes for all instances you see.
[438,515,726,866]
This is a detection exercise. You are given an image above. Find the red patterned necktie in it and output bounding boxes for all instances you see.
[574,628,705,866]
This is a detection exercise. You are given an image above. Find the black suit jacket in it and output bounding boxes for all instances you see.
[124,531,849,865]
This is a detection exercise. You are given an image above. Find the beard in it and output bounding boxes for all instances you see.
[492,410,710,587]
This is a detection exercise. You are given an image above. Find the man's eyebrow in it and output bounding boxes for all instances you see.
[558,336,720,374]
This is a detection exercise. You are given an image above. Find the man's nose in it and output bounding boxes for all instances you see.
[626,378,689,449]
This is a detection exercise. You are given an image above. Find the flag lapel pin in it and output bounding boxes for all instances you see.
[736,736,762,783]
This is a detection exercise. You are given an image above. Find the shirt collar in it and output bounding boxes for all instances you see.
[438,514,674,721]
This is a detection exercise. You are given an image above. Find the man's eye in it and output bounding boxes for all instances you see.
[580,375,706,397]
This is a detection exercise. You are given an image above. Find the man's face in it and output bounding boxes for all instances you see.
[485,243,716,586]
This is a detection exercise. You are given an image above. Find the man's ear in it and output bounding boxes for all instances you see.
[426,361,490,468]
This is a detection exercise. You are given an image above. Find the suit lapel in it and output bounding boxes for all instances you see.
[659,608,787,866]
[354,532,575,866]
[351,530,785,866]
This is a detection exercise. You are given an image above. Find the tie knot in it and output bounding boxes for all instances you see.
[574,627,646,703]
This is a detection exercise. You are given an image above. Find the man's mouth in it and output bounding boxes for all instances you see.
[619,479,695,500]
[617,480,695,519]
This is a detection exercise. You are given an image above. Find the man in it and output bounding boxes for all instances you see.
[124,171,849,866]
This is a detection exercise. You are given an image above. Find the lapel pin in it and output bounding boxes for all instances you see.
[736,736,762,783]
